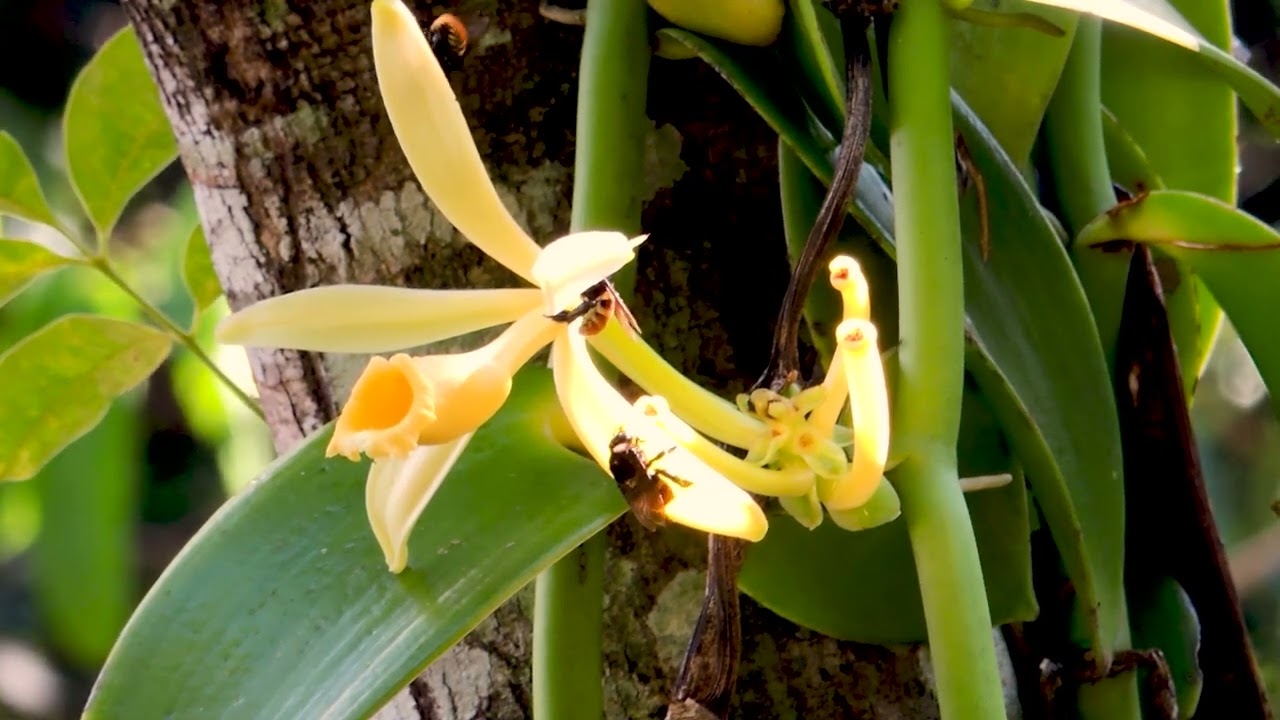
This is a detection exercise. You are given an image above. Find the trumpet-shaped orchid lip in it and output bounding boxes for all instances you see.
[366,435,472,573]
[551,331,768,541]
[532,231,647,315]
[371,0,542,281]
[328,311,559,460]
[329,354,436,461]
[216,285,542,354]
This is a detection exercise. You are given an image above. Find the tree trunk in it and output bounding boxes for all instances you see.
[120,0,1018,717]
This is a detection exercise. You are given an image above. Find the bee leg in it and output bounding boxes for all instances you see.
[547,296,597,324]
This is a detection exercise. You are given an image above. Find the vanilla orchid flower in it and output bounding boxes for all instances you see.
[216,0,771,572]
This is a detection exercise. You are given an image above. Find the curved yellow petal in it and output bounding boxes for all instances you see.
[532,231,646,314]
[636,396,812,497]
[589,320,765,450]
[371,0,542,280]
[829,255,871,322]
[823,319,890,511]
[216,285,542,353]
[365,436,472,573]
[551,333,768,541]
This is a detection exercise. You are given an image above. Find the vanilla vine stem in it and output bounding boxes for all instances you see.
[531,1,650,719]
[886,1,1003,717]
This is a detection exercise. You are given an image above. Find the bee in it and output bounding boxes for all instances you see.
[608,430,688,531]
[547,278,641,337]
[426,13,488,71]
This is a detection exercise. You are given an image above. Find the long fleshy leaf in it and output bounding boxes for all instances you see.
[85,367,623,720]
[954,93,1128,659]
[1077,189,1280,422]
[1022,0,1280,139]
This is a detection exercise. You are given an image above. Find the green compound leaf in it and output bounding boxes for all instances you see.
[0,314,171,482]
[64,27,178,238]
[86,368,624,720]
[0,132,62,230]
[0,239,74,309]
[182,225,222,313]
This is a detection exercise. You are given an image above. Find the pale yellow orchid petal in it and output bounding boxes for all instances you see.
[216,285,542,353]
[637,396,812,497]
[822,319,890,511]
[371,0,542,281]
[329,310,558,460]
[365,435,472,573]
[590,320,765,450]
[552,333,768,541]
[531,231,647,315]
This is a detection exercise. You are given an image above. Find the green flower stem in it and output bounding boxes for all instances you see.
[533,1,649,719]
[88,255,264,421]
[1044,18,1126,364]
[533,533,607,720]
[886,2,1003,718]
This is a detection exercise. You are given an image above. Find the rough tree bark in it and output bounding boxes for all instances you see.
[120,0,1018,717]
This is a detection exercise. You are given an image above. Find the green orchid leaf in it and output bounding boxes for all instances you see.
[949,0,1077,164]
[1077,190,1280,420]
[64,27,178,239]
[742,378,1036,643]
[656,27,896,255]
[0,314,171,482]
[1101,0,1233,393]
[1022,0,1280,139]
[0,239,74,309]
[1130,577,1203,718]
[1100,108,1165,194]
[0,132,62,231]
[781,0,844,135]
[85,368,624,720]
[954,93,1127,659]
[182,225,222,314]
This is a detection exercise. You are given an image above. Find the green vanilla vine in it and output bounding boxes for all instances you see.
[885,1,1004,718]
[531,1,650,719]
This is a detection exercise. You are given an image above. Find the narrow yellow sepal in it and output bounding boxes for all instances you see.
[365,437,472,573]
[216,285,541,353]
[371,0,542,280]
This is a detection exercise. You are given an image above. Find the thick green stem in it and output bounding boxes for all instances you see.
[887,2,1003,718]
[533,1,649,718]
[1044,19,1126,365]
[533,534,607,720]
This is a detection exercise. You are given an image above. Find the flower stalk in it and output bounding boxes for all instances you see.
[886,1,1003,717]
